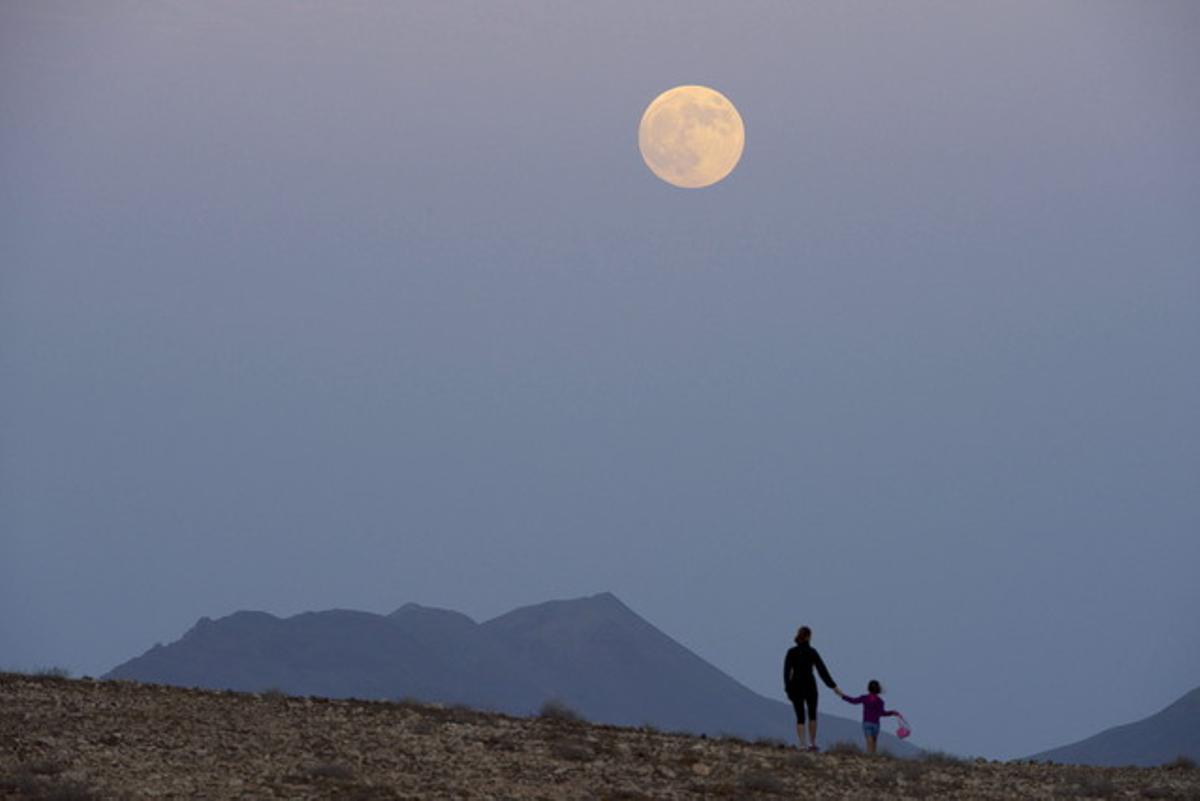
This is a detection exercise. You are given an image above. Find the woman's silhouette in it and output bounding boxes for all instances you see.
[783,625,842,751]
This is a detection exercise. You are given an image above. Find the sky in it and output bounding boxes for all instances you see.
[2,1,1197,760]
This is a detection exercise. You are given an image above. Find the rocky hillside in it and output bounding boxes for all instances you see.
[3,673,1198,800]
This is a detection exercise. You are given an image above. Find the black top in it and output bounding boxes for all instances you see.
[783,643,836,696]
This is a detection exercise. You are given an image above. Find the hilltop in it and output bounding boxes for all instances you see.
[4,674,1198,800]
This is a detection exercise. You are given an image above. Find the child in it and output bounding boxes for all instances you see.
[839,680,900,754]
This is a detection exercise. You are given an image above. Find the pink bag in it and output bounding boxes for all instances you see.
[895,714,912,740]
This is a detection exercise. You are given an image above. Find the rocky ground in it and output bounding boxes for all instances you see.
[3,673,1198,800]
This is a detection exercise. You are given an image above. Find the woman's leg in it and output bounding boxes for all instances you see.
[790,697,808,748]
[806,692,819,749]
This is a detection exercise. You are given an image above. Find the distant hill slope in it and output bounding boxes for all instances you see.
[104,592,918,755]
[1028,687,1200,767]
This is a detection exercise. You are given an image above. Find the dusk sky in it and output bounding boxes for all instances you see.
[2,1,1197,760]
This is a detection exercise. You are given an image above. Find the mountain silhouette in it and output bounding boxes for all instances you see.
[1028,686,1200,767]
[105,592,917,754]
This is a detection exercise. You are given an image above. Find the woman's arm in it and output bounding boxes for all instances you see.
[813,650,838,689]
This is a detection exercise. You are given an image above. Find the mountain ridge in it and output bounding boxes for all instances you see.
[1028,686,1200,767]
[104,592,917,754]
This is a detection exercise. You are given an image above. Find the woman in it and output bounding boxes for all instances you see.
[783,625,842,751]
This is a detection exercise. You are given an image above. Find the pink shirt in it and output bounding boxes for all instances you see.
[842,693,897,724]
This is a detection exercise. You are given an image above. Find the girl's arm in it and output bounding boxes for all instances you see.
[842,694,864,705]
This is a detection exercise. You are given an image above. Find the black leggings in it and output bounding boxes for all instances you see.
[790,690,817,724]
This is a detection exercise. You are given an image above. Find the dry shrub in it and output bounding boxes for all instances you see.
[34,667,72,679]
[307,763,355,782]
[1054,771,1119,799]
[786,751,824,769]
[0,771,103,801]
[919,749,967,766]
[445,703,480,723]
[826,741,863,756]
[408,718,437,735]
[738,768,784,794]
[339,785,404,801]
[0,771,38,796]
[28,760,66,776]
[539,698,586,724]
[1165,756,1196,771]
[876,758,929,784]
[603,790,654,801]
[550,739,595,762]
[39,782,104,801]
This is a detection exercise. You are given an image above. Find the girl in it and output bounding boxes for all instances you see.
[839,680,900,754]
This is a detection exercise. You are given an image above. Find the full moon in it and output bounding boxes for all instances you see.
[638,85,745,189]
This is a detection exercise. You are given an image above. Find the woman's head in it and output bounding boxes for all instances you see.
[868,679,883,694]
[794,626,812,645]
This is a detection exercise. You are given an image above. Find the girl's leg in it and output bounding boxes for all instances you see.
[866,735,877,754]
